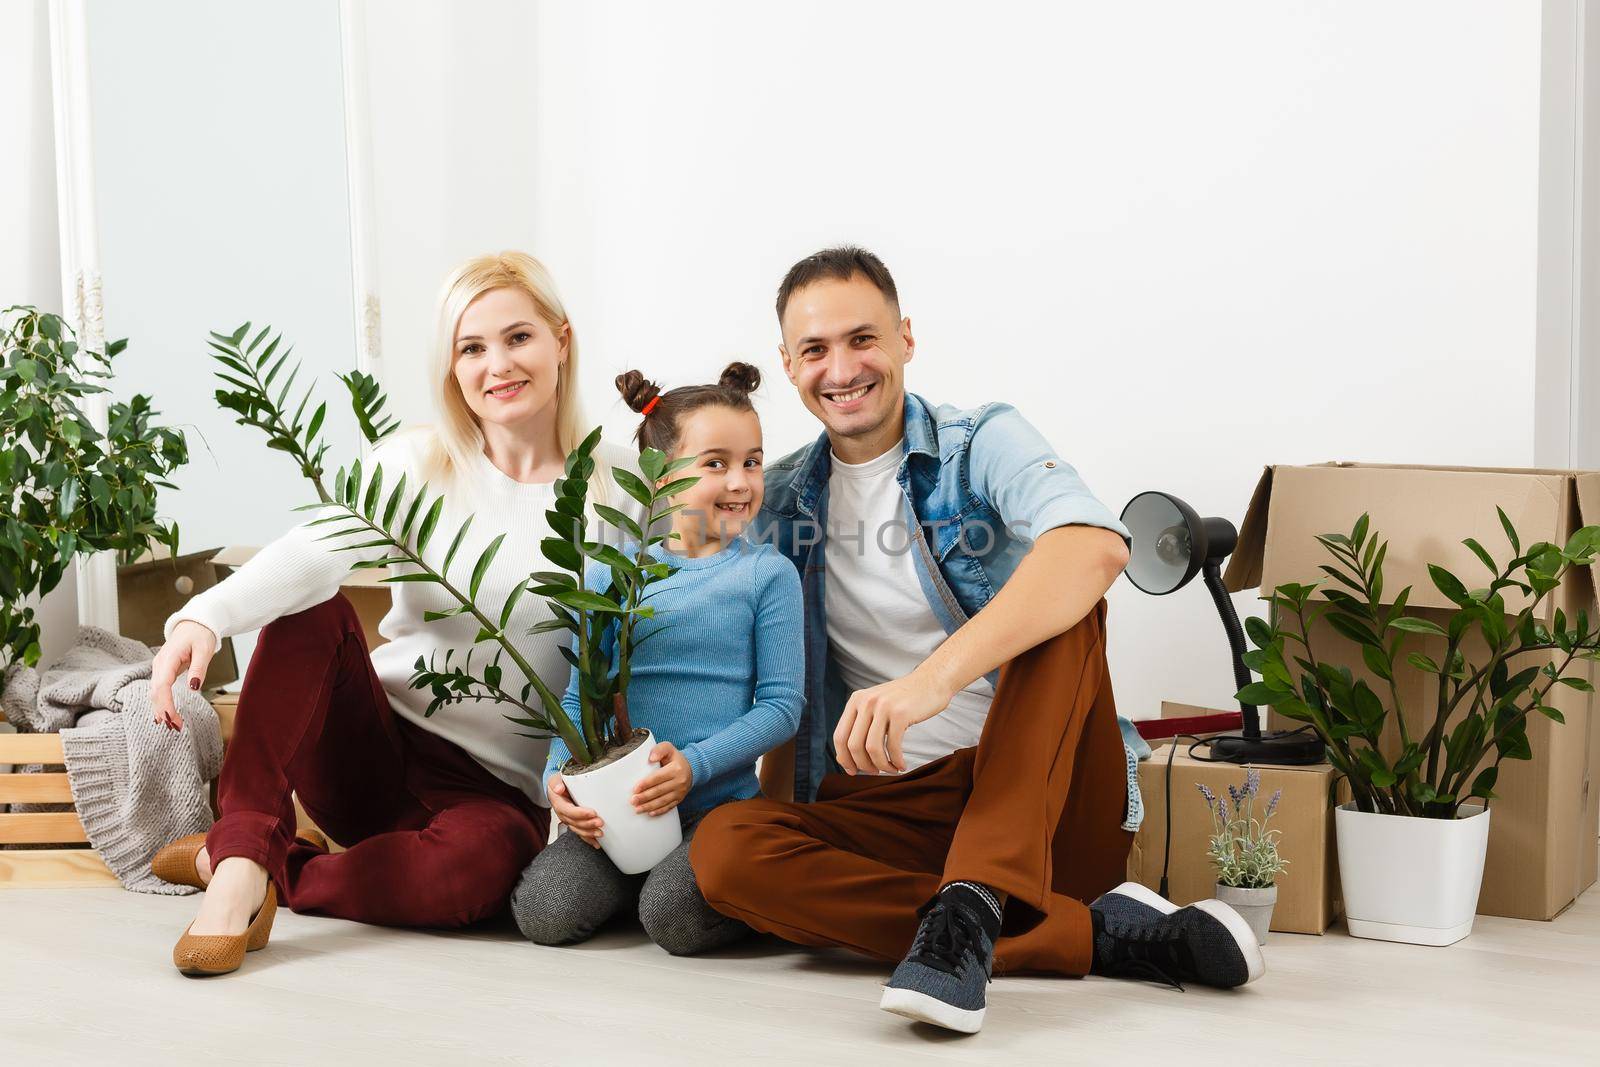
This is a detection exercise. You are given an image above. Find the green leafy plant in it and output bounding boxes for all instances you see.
[1239,511,1600,819]
[1198,769,1287,889]
[209,322,695,767]
[0,306,187,669]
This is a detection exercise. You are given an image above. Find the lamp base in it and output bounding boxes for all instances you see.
[1207,730,1326,766]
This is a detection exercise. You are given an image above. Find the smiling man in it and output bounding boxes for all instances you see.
[689,247,1265,1034]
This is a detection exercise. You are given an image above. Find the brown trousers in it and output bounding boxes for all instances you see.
[690,599,1132,976]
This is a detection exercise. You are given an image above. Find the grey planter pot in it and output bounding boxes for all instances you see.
[1214,882,1277,945]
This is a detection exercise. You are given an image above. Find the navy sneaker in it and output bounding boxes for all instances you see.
[1091,881,1180,926]
[879,898,994,1033]
[1090,897,1265,990]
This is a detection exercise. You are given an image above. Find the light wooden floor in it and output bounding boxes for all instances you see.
[1,886,1595,1065]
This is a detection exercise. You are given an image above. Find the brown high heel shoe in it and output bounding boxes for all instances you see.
[150,834,208,888]
[172,881,278,977]
[152,828,328,889]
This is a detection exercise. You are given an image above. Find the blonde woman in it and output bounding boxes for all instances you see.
[147,252,641,976]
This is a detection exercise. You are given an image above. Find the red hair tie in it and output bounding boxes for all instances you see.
[641,396,661,416]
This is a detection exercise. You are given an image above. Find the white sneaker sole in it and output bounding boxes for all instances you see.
[1194,899,1267,984]
[1101,881,1179,915]
[879,986,986,1034]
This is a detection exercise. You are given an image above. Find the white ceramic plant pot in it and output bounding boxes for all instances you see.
[1334,802,1490,947]
[561,730,683,875]
[1214,883,1276,945]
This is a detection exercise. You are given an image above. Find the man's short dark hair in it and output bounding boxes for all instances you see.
[775,245,900,324]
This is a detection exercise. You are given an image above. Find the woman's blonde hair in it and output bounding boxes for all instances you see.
[420,251,589,491]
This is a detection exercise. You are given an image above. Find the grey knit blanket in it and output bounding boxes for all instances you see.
[2,627,222,894]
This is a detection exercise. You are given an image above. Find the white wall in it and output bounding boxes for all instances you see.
[0,0,76,668]
[517,0,1543,720]
[356,0,540,430]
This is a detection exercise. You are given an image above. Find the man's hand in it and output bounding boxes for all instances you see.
[548,773,604,847]
[632,741,692,816]
[833,669,954,775]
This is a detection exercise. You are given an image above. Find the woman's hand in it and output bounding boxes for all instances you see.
[150,621,218,731]
[632,741,692,816]
[548,773,604,847]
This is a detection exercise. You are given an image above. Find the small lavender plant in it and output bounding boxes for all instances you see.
[1198,769,1288,890]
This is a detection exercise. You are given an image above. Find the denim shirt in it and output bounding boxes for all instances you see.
[753,391,1147,825]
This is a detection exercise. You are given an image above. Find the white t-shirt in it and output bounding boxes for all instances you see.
[824,444,994,771]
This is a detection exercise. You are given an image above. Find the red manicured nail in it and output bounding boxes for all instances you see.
[189,678,200,690]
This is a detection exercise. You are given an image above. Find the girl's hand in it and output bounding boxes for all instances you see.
[632,741,692,816]
[548,774,604,847]
[150,621,217,731]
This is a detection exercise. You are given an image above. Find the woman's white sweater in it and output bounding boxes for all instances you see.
[165,430,643,805]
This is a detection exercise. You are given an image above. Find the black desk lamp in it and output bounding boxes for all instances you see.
[1120,491,1324,765]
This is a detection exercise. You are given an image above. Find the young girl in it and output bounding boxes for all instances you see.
[147,252,643,976]
[511,362,803,956]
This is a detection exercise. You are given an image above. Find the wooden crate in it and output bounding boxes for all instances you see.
[0,732,118,888]
[1,693,342,889]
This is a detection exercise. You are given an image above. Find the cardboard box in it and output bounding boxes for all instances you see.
[211,546,391,651]
[1224,463,1600,920]
[1128,738,1339,935]
[117,548,240,689]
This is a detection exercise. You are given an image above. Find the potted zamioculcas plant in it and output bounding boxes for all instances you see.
[1198,769,1286,945]
[1239,512,1600,946]
[2,306,186,671]
[209,324,697,872]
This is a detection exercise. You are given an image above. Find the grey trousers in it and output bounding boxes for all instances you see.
[511,820,747,956]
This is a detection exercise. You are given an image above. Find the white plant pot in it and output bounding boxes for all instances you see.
[561,730,683,874]
[1334,802,1490,947]
[1214,882,1276,945]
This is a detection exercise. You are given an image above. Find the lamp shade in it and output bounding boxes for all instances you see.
[1121,490,1206,595]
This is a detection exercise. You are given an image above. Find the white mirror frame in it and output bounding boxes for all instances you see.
[49,0,117,633]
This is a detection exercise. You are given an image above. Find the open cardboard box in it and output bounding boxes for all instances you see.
[1126,702,1340,934]
[1223,463,1600,921]
[117,548,239,689]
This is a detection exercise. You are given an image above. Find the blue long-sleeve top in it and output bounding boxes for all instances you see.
[544,536,804,818]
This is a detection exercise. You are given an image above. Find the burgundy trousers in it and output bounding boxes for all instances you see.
[206,595,549,928]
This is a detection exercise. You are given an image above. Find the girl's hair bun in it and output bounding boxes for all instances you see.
[615,369,662,414]
[717,361,761,397]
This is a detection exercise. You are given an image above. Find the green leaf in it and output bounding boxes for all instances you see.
[416,496,445,553]
[363,464,384,520]
[1557,676,1595,692]
[1498,506,1521,553]
[382,572,444,584]
[1469,766,1498,800]
[1236,682,1289,705]
[382,473,407,528]
[542,537,582,573]
[654,476,700,499]
[1538,705,1566,723]
[1428,564,1470,606]
[553,588,625,612]
[1360,643,1393,682]
[499,579,530,628]
[1462,537,1498,575]
[470,533,507,599]
[612,467,654,510]
[442,516,474,576]
[1406,652,1442,674]
[594,504,644,542]
[1388,616,1448,637]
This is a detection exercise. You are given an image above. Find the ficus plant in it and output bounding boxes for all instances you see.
[1238,511,1600,820]
[209,322,696,767]
[1,306,187,669]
